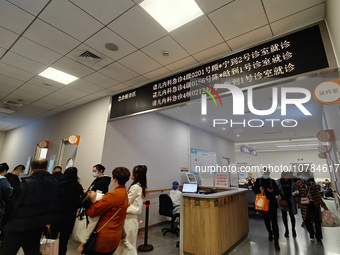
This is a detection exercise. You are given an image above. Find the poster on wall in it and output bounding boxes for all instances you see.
[190,148,217,173]
[216,173,229,188]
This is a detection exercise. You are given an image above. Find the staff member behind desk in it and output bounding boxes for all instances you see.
[86,167,130,255]
[296,171,328,246]
[252,167,280,251]
[170,181,181,214]
[5,164,24,194]
[88,164,111,194]
[1,158,58,255]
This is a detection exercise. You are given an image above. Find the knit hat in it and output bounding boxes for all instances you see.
[172,181,179,190]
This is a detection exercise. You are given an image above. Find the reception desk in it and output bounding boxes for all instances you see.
[179,188,249,255]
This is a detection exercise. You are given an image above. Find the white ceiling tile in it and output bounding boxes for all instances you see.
[69,0,134,25]
[39,96,69,106]
[0,27,19,49]
[68,98,88,107]
[29,101,57,111]
[66,44,114,70]
[24,19,80,55]
[193,42,231,63]
[107,83,130,93]
[165,56,198,73]
[0,63,35,81]
[7,0,50,15]
[108,5,167,48]
[1,51,47,74]
[19,83,54,97]
[39,0,103,41]
[82,72,120,88]
[0,74,24,89]
[270,4,325,36]
[94,89,113,97]
[143,67,172,80]
[195,0,234,14]
[227,26,273,51]
[11,37,62,66]
[57,87,90,99]
[0,84,17,96]
[85,27,137,61]
[5,88,44,103]
[0,47,6,57]
[99,62,139,82]
[81,93,103,102]
[0,1,34,34]
[69,79,104,93]
[118,51,162,75]
[208,0,268,40]
[170,16,224,54]
[263,0,324,22]
[48,91,78,102]
[141,36,190,65]
[51,57,94,78]
[28,76,65,91]
[123,76,149,87]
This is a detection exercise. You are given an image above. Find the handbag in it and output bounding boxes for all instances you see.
[40,228,59,255]
[278,195,288,206]
[83,192,127,254]
[71,208,88,243]
[255,189,269,211]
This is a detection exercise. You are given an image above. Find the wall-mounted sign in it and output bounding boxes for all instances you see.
[314,78,340,104]
[318,153,327,159]
[38,140,49,148]
[240,145,257,156]
[181,168,188,172]
[317,130,335,142]
[318,145,329,153]
[68,135,80,145]
[110,25,329,120]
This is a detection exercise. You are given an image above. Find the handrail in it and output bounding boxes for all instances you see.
[146,188,172,194]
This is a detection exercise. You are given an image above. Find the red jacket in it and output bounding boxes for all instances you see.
[86,185,128,253]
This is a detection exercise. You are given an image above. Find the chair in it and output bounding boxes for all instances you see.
[159,194,180,237]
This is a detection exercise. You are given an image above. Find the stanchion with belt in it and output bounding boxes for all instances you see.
[138,200,153,252]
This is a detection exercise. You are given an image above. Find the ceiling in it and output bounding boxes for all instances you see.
[0,0,326,131]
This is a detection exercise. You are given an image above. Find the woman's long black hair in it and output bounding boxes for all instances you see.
[130,165,147,198]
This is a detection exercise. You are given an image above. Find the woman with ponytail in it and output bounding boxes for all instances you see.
[115,165,147,255]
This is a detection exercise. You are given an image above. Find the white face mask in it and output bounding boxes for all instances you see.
[300,176,309,181]
[262,175,270,179]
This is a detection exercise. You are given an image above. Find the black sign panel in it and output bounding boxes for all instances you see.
[110,25,329,120]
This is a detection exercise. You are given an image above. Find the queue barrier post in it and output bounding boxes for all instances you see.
[137,200,153,252]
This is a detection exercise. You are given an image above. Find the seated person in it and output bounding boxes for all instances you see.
[170,181,181,214]
[323,179,333,198]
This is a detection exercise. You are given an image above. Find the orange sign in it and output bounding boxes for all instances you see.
[314,78,340,104]
[68,135,80,145]
[317,130,335,142]
[38,140,49,148]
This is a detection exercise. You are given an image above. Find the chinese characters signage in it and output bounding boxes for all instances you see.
[314,78,340,104]
[110,25,329,120]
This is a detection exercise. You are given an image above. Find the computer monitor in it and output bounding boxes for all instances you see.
[182,183,198,193]
[186,173,197,183]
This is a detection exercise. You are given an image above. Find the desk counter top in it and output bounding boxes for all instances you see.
[181,187,247,199]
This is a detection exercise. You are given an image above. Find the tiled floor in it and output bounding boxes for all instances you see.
[18,199,340,255]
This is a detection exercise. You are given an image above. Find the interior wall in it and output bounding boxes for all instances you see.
[235,150,329,181]
[0,96,110,189]
[326,0,340,66]
[0,131,6,160]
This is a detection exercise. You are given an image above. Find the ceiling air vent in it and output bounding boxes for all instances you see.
[78,50,103,65]
[4,100,23,107]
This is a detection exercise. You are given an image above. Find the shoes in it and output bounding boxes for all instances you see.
[123,240,134,251]
[301,222,306,228]
[292,229,297,237]
[310,237,315,242]
[274,241,280,251]
[317,240,323,246]
[284,230,289,237]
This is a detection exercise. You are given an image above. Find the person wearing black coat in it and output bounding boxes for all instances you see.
[52,166,64,181]
[50,167,84,255]
[252,168,280,251]
[88,164,111,193]
[5,164,24,194]
[1,158,59,255]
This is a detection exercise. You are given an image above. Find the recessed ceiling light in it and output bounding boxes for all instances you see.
[105,43,118,51]
[38,67,79,85]
[236,134,240,137]
[202,118,206,121]
[222,128,226,131]
[140,0,204,32]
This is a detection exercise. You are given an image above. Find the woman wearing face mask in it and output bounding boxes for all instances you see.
[276,171,298,238]
[252,167,280,251]
[296,171,328,246]
[88,164,111,194]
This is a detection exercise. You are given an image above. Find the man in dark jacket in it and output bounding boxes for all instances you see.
[1,158,59,255]
[52,166,64,181]
[0,163,13,226]
[253,167,280,251]
[5,164,25,194]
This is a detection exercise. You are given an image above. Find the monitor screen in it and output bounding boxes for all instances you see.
[182,183,198,193]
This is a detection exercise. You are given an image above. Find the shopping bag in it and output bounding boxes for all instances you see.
[255,190,269,211]
[72,209,88,242]
[40,238,59,255]
[321,210,340,227]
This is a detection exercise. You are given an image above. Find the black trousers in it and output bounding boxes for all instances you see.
[261,207,279,240]
[281,210,296,231]
[0,228,42,255]
[305,202,323,241]
[50,218,76,255]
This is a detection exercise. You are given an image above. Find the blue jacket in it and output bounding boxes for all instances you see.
[0,176,13,216]
[276,179,298,215]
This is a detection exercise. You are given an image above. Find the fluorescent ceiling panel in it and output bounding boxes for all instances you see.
[38,67,79,85]
[140,0,204,32]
